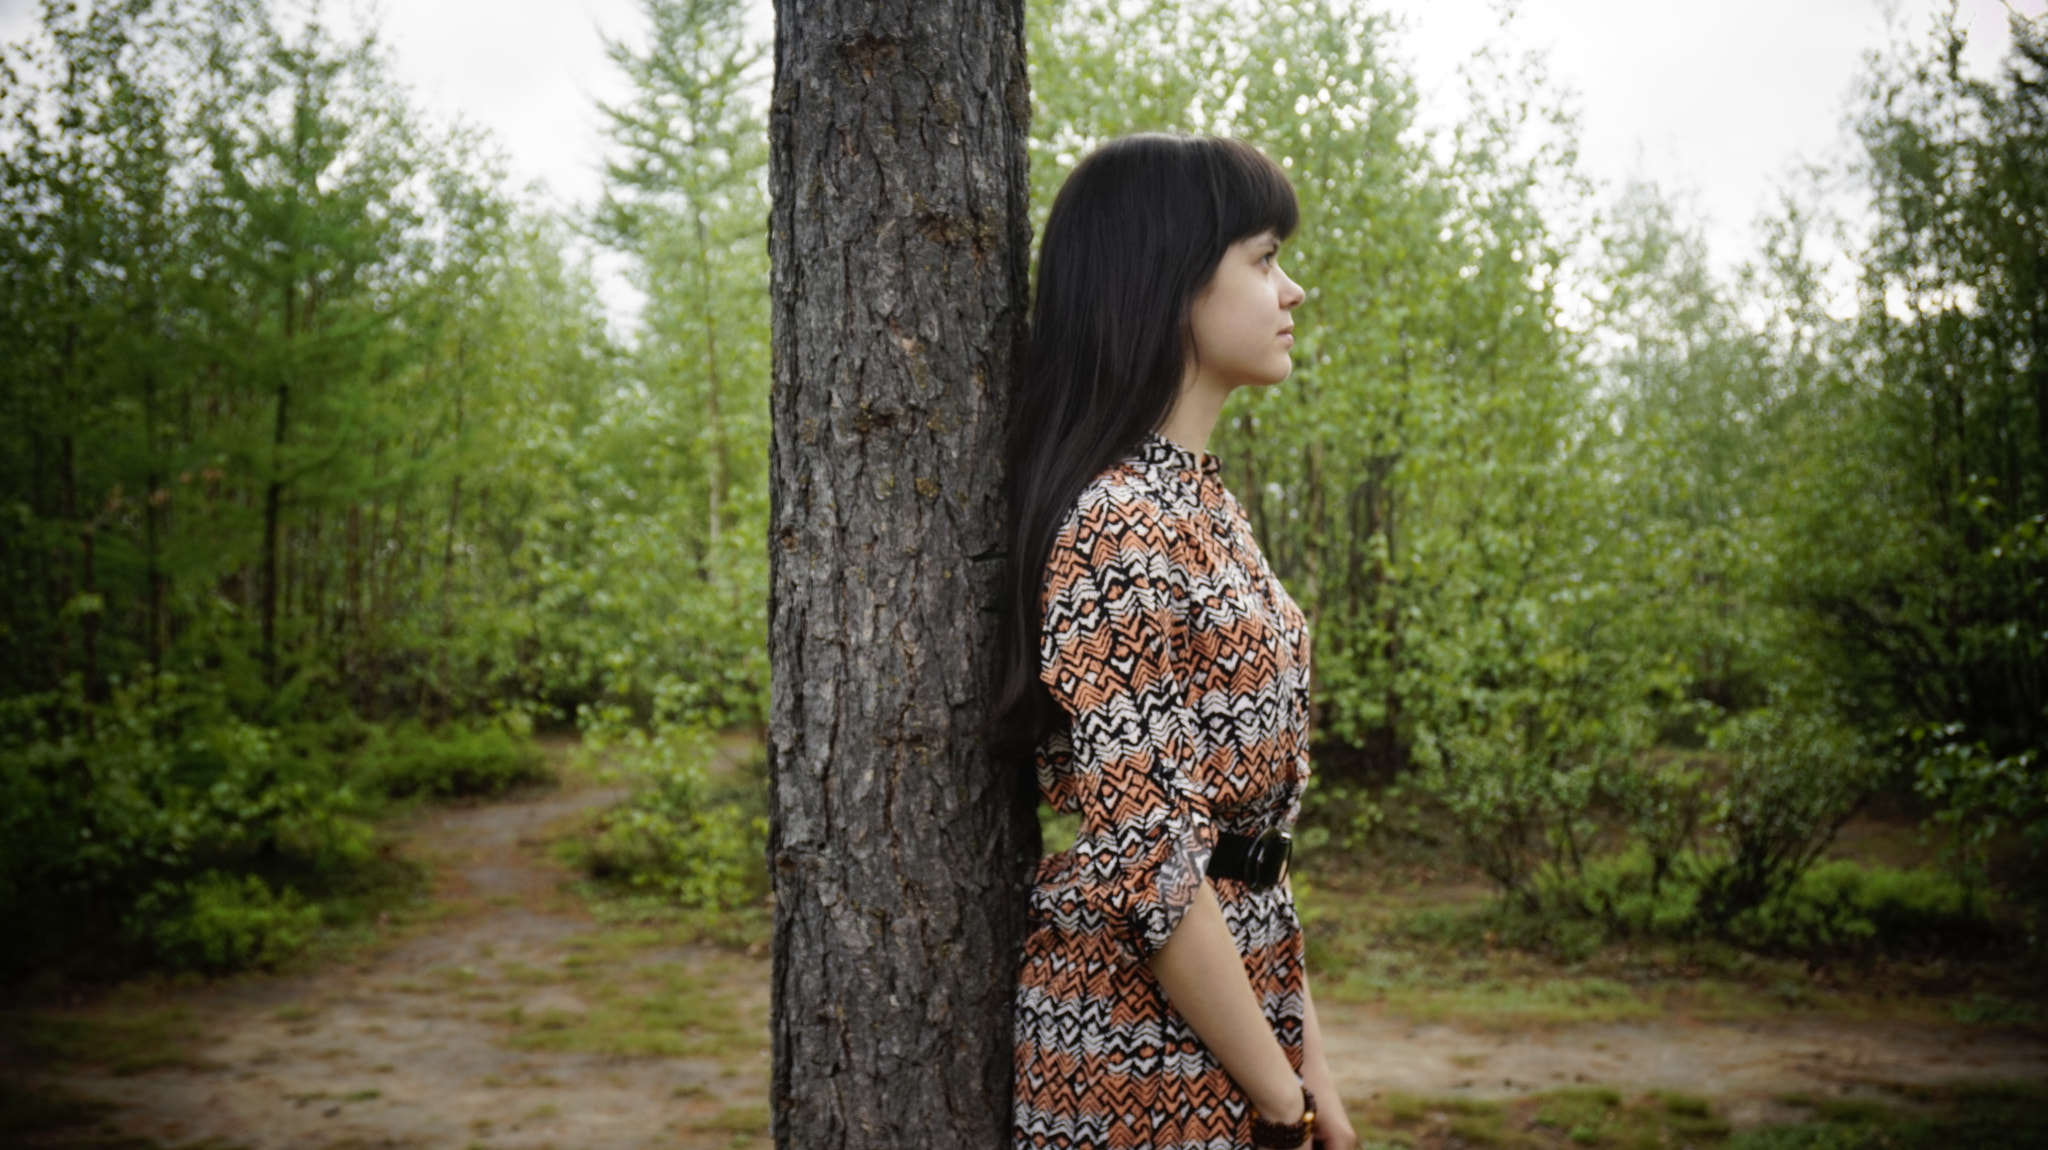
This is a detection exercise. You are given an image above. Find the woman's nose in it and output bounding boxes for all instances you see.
[1279,268,1305,309]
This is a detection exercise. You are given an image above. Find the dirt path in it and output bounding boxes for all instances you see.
[13,781,2048,1149]
[1315,1004,2048,1129]
[22,782,773,1150]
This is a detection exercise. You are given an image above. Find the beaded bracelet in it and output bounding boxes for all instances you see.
[1249,1087,1316,1149]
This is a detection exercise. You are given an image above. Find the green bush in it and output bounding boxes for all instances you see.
[0,674,397,977]
[1723,859,1981,955]
[124,871,322,971]
[1694,706,1877,925]
[1531,842,1985,957]
[352,719,550,799]
[1542,843,1703,942]
[582,722,767,911]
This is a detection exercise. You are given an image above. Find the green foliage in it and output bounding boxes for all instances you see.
[124,870,320,971]
[582,721,768,912]
[0,0,769,977]
[575,0,772,733]
[1532,843,1986,958]
[0,0,768,738]
[0,672,377,975]
[1766,14,2048,882]
[1294,779,1385,859]
[349,719,550,800]
[1723,859,1979,956]
[1947,992,2047,1026]
[1693,707,1879,923]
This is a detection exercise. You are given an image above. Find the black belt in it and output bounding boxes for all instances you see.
[1206,827,1292,891]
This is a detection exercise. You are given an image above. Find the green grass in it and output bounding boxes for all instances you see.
[1294,858,2048,1031]
[1366,971,1661,1030]
[1734,1081,2048,1150]
[0,1078,112,1141]
[0,1076,230,1150]
[698,1104,770,1133]
[491,923,767,1061]
[1948,993,2047,1026]
[1352,1080,2043,1150]
[0,1001,207,1076]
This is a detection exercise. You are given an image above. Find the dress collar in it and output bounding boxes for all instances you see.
[1136,430,1223,479]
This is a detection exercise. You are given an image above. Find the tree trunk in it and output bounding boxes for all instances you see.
[766,2,1034,1147]
[143,368,168,681]
[695,207,728,560]
[263,280,295,693]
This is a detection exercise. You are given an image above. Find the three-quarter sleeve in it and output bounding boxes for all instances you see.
[1038,491,1216,967]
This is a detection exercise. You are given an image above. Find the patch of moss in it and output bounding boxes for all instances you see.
[495,925,765,1061]
[1742,1080,2048,1150]
[698,1103,770,1133]
[1,1003,206,1075]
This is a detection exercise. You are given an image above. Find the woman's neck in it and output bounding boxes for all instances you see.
[1157,374,1230,456]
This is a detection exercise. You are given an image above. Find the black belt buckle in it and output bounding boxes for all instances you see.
[1209,826,1293,891]
[1244,826,1292,891]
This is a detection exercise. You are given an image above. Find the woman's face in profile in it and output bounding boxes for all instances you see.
[1186,229,1306,394]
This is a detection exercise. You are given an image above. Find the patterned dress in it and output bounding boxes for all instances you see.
[1012,432,1314,1150]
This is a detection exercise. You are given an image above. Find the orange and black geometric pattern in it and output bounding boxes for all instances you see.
[1013,432,1313,1150]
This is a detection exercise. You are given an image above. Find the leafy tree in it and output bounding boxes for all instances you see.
[580,0,771,731]
[1777,12,2048,884]
[0,0,639,972]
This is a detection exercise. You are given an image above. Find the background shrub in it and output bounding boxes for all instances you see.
[1694,706,1877,926]
[581,721,768,912]
[124,871,322,972]
[0,675,482,977]
[351,720,551,800]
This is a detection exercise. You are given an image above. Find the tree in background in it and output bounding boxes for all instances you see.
[0,0,510,717]
[1776,14,2048,892]
[0,0,727,974]
[585,0,772,733]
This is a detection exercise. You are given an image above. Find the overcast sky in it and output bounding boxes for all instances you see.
[2,0,2041,322]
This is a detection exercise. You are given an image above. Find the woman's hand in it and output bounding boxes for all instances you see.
[1313,1121,1360,1150]
[1300,1074,1359,1148]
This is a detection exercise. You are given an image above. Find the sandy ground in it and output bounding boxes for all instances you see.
[11,780,2047,1149]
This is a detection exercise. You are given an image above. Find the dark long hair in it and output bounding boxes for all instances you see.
[990,134,1298,759]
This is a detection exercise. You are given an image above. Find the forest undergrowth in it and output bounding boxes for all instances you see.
[3,731,2044,1150]
[1292,769,2047,1032]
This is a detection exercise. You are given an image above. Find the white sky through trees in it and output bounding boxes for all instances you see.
[1,0,2040,328]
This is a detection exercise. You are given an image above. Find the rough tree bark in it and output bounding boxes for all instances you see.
[767,1,1034,1147]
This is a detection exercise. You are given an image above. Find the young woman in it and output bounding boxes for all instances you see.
[997,134,1359,1150]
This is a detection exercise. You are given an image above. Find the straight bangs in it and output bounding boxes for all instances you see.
[1207,137,1299,250]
